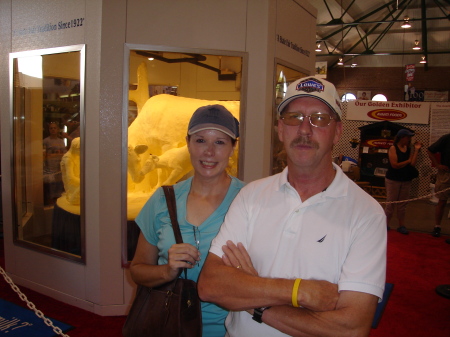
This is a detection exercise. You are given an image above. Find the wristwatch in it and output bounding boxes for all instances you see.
[252,306,271,323]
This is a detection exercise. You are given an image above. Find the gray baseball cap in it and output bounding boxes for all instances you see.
[188,105,239,139]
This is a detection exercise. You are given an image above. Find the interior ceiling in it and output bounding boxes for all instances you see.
[310,0,450,68]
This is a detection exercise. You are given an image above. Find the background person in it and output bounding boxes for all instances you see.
[130,105,244,336]
[43,122,67,205]
[198,76,386,337]
[427,133,450,238]
[384,129,422,234]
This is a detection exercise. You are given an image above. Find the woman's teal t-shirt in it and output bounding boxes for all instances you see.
[135,176,245,337]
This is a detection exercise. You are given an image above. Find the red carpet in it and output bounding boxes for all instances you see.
[369,230,450,336]
[1,231,450,337]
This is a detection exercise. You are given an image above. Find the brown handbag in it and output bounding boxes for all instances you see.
[122,185,202,337]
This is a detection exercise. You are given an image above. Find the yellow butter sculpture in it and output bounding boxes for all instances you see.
[59,94,240,220]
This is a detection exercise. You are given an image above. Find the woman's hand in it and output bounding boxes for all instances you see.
[222,240,258,276]
[414,141,423,150]
[167,243,201,279]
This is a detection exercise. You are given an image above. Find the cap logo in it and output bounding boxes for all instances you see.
[296,78,324,94]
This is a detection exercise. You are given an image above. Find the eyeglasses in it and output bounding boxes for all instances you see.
[193,226,201,267]
[280,111,335,128]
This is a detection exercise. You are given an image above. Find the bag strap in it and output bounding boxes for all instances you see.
[162,185,183,244]
[162,185,188,279]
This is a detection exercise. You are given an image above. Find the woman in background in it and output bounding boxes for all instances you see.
[385,129,422,234]
[130,105,244,336]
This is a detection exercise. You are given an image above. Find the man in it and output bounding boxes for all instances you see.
[427,133,450,237]
[198,76,387,337]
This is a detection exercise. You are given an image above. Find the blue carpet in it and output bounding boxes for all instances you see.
[372,283,394,329]
[0,298,73,336]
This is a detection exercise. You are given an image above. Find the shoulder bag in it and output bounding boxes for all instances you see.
[122,185,202,337]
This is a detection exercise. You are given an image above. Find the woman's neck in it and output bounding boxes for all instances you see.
[190,173,231,197]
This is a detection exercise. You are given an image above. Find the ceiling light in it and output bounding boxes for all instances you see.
[148,57,154,61]
[337,58,344,65]
[420,55,427,64]
[401,17,411,29]
[315,43,322,52]
[412,40,421,50]
[351,63,357,68]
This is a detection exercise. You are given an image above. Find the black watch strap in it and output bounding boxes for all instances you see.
[252,306,271,323]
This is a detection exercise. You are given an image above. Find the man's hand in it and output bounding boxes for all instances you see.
[222,240,258,276]
[437,164,450,172]
[220,240,338,312]
[297,279,339,312]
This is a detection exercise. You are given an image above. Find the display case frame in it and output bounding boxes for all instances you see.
[9,45,86,263]
[271,59,309,175]
[121,44,248,267]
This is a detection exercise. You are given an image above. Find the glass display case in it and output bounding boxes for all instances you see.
[10,45,85,262]
[124,47,244,264]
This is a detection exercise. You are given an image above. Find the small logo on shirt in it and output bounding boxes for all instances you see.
[317,235,327,243]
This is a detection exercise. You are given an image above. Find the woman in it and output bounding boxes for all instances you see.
[130,104,244,336]
[385,129,422,234]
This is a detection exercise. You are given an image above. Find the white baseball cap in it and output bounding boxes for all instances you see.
[277,76,342,119]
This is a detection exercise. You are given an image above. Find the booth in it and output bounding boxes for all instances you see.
[0,0,317,315]
[358,122,414,198]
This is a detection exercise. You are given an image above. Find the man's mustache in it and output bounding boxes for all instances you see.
[290,136,319,149]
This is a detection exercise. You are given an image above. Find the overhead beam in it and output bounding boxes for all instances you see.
[317,50,450,56]
[422,0,429,70]
[318,0,408,40]
[343,1,412,55]
[317,15,449,27]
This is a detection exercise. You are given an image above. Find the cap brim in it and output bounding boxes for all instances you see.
[277,94,341,119]
[188,123,237,139]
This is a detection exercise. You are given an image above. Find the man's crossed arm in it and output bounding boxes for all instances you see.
[198,241,378,337]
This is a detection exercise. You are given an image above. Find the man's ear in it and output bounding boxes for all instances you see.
[333,121,343,146]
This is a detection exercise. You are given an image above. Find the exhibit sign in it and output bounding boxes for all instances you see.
[346,100,430,124]
[11,0,85,48]
[425,91,449,102]
[405,64,415,82]
[275,0,316,72]
[430,102,450,143]
[315,61,327,78]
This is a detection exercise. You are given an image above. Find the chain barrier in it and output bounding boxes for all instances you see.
[0,265,70,337]
[377,186,450,205]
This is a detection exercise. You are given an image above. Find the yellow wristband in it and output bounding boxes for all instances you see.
[292,278,302,307]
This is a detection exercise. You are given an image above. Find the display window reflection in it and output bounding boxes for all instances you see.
[11,46,85,262]
[272,64,307,175]
[124,48,244,263]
